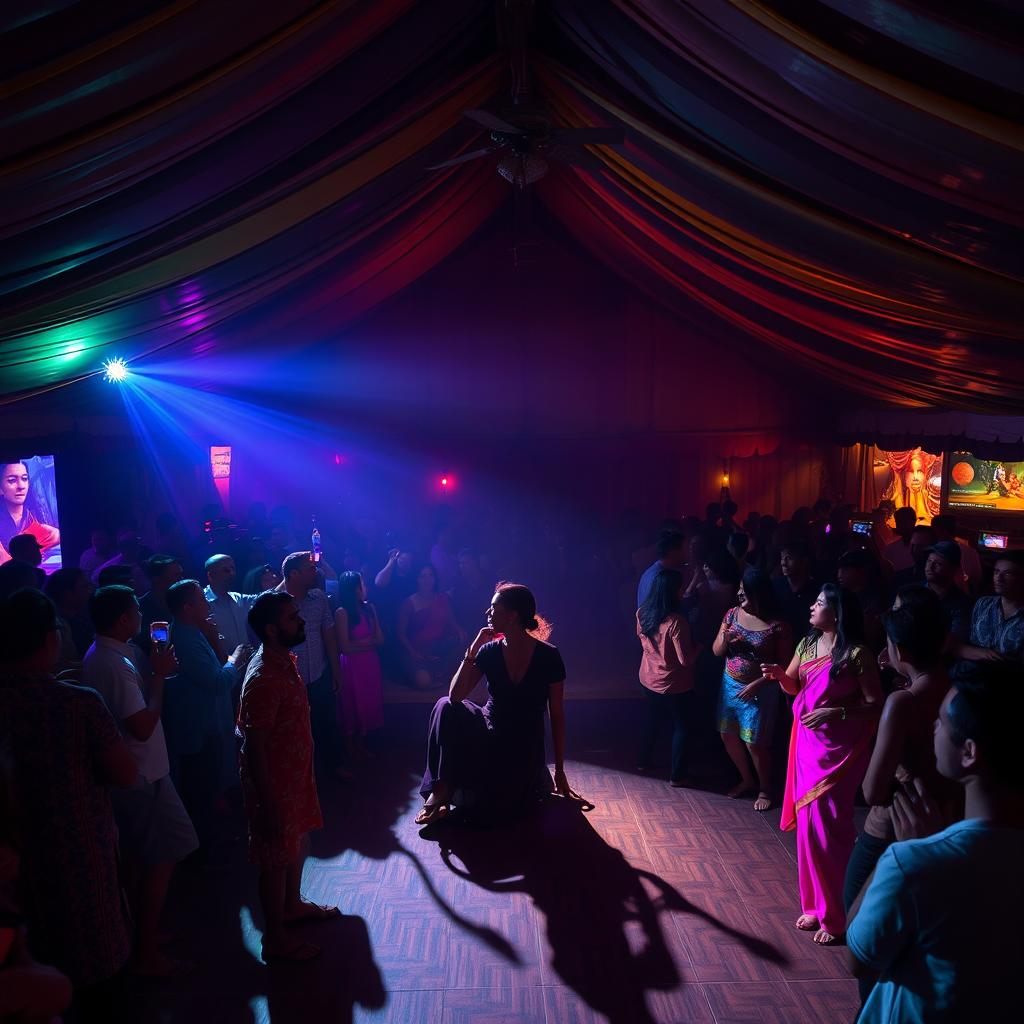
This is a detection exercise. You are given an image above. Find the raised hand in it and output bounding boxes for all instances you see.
[470,626,496,654]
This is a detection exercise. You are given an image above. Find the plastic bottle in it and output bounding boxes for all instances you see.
[311,515,322,563]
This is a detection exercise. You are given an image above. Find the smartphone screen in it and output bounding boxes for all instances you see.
[980,533,1008,549]
[852,520,872,535]
[150,621,169,645]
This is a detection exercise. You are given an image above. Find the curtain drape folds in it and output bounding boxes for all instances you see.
[0,0,1020,411]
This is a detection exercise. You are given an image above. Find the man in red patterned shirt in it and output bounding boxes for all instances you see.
[237,593,337,964]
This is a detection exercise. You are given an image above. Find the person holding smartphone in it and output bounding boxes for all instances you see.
[82,586,197,977]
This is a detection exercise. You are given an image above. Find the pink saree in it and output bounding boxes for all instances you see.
[781,643,875,935]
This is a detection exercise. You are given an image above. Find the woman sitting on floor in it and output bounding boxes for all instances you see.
[417,582,577,826]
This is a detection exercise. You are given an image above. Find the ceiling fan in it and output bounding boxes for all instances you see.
[427,107,623,187]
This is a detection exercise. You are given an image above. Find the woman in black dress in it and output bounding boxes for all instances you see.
[417,582,576,825]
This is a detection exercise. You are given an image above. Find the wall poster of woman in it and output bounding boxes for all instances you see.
[877,448,942,525]
[0,456,62,570]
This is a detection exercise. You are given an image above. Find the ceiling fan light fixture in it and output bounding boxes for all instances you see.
[498,151,548,186]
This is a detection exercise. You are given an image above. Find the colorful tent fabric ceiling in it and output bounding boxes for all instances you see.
[0,0,1021,409]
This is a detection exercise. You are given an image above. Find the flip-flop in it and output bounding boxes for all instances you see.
[414,803,449,826]
[262,940,322,964]
[284,903,341,924]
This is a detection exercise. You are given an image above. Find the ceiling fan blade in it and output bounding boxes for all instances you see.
[547,145,605,172]
[550,126,624,146]
[464,108,522,134]
[425,147,497,171]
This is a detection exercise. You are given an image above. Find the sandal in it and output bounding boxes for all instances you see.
[414,802,449,826]
[261,940,322,964]
[753,792,772,812]
[795,914,819,931]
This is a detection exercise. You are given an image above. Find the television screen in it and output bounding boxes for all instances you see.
[946,453,1024,514]
[1,455,62,572]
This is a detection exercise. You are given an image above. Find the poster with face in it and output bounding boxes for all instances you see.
[878,448,942,525]
[947,453,1024,514]
[0,456,62,571]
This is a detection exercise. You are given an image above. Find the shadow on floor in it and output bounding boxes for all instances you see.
[425,796,789,1024]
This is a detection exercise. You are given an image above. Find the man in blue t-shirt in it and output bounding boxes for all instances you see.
[847,665,1024,1022]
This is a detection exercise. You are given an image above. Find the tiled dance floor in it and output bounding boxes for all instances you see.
[126,701,860,1024]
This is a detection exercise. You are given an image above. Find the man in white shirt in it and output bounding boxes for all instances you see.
[847,666,1024,1022]
[82,585,198,977]
[203,553,260,651]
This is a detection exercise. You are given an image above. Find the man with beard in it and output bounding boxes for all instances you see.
[237,592,335,964]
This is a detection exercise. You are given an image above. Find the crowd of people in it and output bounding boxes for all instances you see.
[631,498,1024,1018]
[0,493,1021,1021]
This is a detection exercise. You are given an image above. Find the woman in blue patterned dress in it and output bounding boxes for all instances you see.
[713,567,792,811]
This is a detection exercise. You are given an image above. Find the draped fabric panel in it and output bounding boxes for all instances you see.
[0,0,1021,420]
[0,0,505,401]
[534,0,1024,411]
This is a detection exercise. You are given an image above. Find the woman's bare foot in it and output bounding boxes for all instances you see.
[416,783,451,826]
[414,801,449,826]
[727,779,756,798]
[813,928,840,945]
[753,792,772,812]
[795,914,819,931]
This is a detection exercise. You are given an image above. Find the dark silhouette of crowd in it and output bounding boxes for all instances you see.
[0,493,1021,1023]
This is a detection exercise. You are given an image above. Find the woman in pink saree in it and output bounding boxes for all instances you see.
[762,583,882,945]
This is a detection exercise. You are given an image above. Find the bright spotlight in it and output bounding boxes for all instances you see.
[102,357,129,383]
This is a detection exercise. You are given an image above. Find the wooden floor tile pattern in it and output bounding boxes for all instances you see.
[124,702,859,1024]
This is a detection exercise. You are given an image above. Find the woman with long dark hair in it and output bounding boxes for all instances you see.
[0,461,60,567]
[713,567,792,811]
[636,569,701,786]
[761,583,882,945]
[417,582,579,825]
[334,571,384,754]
